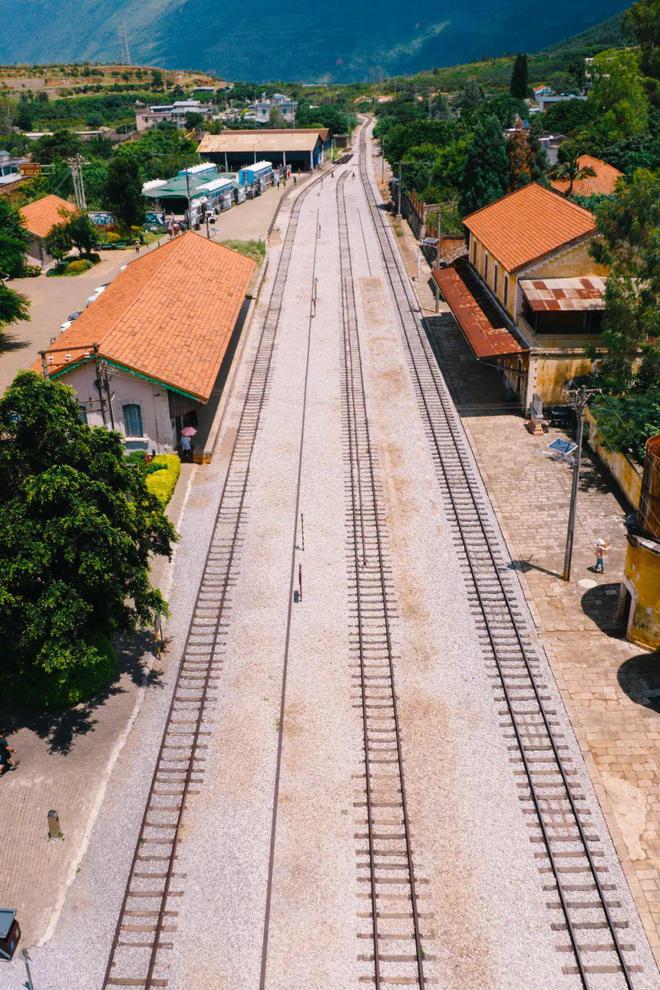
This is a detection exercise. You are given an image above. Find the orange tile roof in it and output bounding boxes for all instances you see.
[434,264,528,359]
[36,232,255,403]
[550,154,623,197]
[20,194,76,239]
[463,183,597,274]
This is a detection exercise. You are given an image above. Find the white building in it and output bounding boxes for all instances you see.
[35,232,255,458]
[135,100,213,132]
[250,92,297,124]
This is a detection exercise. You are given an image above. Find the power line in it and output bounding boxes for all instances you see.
[120,23,132,67]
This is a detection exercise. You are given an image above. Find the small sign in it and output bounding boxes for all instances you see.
[20,163,41,177]
[547,437,576,456]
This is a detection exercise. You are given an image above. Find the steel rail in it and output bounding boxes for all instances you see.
[337,169,426,990]
[102,167,328,990]
[357,123,637,989]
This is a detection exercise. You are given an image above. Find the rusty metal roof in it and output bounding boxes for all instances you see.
[520,276,606,312]
[434,265,528,359]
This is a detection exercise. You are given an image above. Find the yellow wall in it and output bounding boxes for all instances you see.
[522,240,608,279]
[584,407,643,509]
[623,539,660,650]
[468,233,517,317]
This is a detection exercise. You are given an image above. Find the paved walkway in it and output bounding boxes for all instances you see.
[428,314,660,967]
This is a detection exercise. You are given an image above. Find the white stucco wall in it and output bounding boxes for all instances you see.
[57,362,175,452]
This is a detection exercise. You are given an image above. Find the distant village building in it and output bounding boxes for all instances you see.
[135,99,212,132]
[532,85,587,112]
[34,233,255,458]
[434,183,609,409]
[550,154,624,197]
[249,92,298,124]
[0,150,25,194]
[19,193,76,266]
[198,128,331,172]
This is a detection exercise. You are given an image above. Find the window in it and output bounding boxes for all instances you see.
[472,238,477,264]
[484,254,489,282]
[123,403,143,437]
[504,277,509,307]
[493,263,498,294]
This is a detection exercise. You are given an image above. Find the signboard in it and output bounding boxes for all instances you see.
[88,211,114,226]
[547,437,577,456]
[19,163,41,177]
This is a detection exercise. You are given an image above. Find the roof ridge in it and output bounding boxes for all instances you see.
[463,181,595,225]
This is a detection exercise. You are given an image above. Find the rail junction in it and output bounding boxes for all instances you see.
[24,123,659,990]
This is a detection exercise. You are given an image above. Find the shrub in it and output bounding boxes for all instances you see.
[102,231,121,244]
[591,387,660,464]
[65,258,93,274]
[146,454,181,505]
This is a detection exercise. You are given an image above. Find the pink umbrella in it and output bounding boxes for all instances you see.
[181,426,197,437]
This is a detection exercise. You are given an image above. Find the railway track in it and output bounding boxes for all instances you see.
[102,168,325,990]
[337,170,429,990]
[357,125,643,988]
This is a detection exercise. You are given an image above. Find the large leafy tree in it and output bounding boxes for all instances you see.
[590,168,660,393]
[0,372,177,709]
[587,50,650,142]
[623,0,660,82]
[0,283,30,330]
[45,209,100,260]
[0,198,30,278]
[103,155,145,230]
[510,54,529,99]
[459,115,509,217]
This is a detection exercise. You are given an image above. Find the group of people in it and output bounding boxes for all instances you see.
[167,222,185,239]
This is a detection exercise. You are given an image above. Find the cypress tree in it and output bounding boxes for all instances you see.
[459,115,510,217]
[510,54,529,98]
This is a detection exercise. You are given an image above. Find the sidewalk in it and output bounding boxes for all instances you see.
[428,314,660,967]
[0,462,195,947]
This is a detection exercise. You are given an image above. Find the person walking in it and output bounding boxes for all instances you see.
[180,433,192,462]
[0,736,16,775]
[594,538,610,573]
[134,239,141,254]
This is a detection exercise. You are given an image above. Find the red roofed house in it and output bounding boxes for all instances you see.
[434,183,609,409]
[20,194,76,267]
[550,155,623,198]
[34,232,255,459]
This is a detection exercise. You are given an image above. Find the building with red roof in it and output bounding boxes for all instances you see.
[434,183,610,409]
[34,232,255,457]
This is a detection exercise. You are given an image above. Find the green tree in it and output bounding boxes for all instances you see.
[0,199,30,278]
[507,128,535,190]
[623,0,660,81]
[0,283,30,330]
[31,129,83,165]
[151,69,164,89]
[587,49,650,142]
[103,155,145,230]
[45,209,100,260]
[510,54,529,99]
[590,168,660,392]
[0,371,176,709]
[455,79,484,110]
[44,221,71,263]
[459,115,509,217]
[14,94,33,131]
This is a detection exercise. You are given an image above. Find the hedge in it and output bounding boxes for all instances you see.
[146,454,181,505]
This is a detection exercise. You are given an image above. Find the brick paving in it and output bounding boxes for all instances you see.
[429,314,660,967]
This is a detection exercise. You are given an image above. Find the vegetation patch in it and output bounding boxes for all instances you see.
[145,454,181,506]
[220,239,266,265]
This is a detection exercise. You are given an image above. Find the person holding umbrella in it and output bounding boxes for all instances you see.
[180,425,197,462]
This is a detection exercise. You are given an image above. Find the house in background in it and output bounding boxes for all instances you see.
[19,194,76,266]
[435,183,609,409]
[550,154,623,198]
[34,232,255,460]
[250,92,298,124]
[135,99,212,132]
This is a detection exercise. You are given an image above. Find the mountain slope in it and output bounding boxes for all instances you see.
[0,0,631,82]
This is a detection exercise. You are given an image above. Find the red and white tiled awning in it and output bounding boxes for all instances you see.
[519,276,606,312]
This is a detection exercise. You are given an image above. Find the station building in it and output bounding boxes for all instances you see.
[34,233,255,460]
[434,183,609,410]
[197,128,331,172]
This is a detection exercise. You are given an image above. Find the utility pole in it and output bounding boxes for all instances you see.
[184,168,192,227]
[397,161,402,217]
[120,23,132,66]
[67,155,87,210]
[562,382,599,582]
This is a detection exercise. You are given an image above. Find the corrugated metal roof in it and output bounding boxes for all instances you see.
[434,266,528,359]
[198,129,323,154]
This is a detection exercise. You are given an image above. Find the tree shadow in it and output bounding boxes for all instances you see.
[581,582,625,635]
[0,631,164,755]
[618,652,660,713]
[0,333,30,353]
